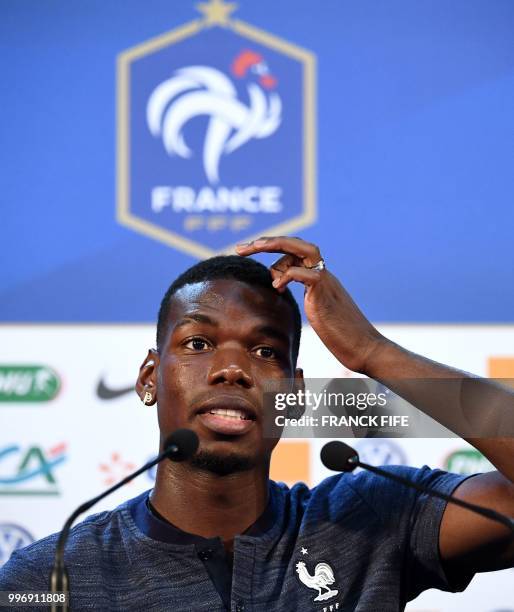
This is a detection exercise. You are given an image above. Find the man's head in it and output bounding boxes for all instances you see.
[137,255,303,476]
[156,255,302,363]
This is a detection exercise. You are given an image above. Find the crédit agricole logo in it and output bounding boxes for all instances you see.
[117,0,316,257]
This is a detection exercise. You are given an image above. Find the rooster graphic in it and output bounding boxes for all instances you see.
[296,560,339,602]
[146,49,282,184]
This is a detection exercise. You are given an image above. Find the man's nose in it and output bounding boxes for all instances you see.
[207,348,253,388]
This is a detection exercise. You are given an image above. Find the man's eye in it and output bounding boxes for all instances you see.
[184,338,210,351]
[255,346,276,359]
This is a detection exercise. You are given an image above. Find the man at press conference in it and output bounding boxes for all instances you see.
[1,235,513,611]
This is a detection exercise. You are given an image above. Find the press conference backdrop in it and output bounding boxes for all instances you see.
[1,1,514,610]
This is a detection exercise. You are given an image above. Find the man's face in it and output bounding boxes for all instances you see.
[142,279,301,473]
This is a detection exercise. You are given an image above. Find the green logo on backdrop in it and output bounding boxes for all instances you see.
[0,366,60,402]
[444,449,494,475]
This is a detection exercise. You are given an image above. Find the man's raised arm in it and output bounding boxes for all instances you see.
[236,235,514,573]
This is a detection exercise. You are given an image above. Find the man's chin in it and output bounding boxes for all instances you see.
[189,448,256,476]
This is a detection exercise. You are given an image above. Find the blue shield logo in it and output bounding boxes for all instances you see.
[117,0,316,257]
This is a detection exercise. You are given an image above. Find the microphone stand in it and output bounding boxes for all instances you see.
[348,456,514,534]
[49,431,198,611]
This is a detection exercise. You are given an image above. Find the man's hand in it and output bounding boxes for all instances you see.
[236,235,385,374]
[237,234,514,573]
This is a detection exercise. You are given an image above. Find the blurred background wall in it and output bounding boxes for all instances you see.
[1,1,513,609]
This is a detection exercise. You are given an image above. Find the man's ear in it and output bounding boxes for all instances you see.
[135,349,159,405]
[293,367,305,394]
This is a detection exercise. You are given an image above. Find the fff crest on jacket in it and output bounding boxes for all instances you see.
[117,0,317,257]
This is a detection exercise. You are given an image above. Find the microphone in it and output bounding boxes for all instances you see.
[49,429,199,611]
[321,440,514,534]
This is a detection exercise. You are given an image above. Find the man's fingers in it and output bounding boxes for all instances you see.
[236,236,321,267]
[270,254,296,272]
[272,266,322,291]
[269,254,294,283]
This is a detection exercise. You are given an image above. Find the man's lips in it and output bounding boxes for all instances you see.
[194,396,258,436]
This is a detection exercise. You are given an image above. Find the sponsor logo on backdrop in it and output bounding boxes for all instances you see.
[443,449,494,475]
[96,376,133,401]
[0,523,35,567]
[354,440,407,468]
[0,443,67,495]
[99,452,136,487]
[117,0,316,257]
[0,365,60,403]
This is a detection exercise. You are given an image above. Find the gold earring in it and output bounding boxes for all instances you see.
[143,391,153,405]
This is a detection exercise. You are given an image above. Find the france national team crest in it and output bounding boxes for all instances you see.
[117,0,316,257]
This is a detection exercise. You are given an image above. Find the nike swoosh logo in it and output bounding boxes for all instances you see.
[96,379,134,400]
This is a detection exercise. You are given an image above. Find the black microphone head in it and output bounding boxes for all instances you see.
[321,441,359,472]
[163,429,199,462]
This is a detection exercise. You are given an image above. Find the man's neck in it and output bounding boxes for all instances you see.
[150,461,270,544]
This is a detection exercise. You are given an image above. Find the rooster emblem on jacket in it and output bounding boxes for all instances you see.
[296,560,339,602]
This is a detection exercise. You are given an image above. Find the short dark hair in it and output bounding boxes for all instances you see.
[156,255,302,365]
